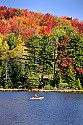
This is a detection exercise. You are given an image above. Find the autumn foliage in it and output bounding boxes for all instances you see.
[0,6,83,89]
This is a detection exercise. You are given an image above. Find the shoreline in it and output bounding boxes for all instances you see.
[0,88,83,93]
[31,89,83,93]
[0,88,28,92]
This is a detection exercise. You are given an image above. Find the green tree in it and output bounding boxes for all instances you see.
[10,61,22,88]
[67,33,83,68]
[25,35,40,87]
[67,67,82,90]
[38,36,54,86]
[7,33,16,50]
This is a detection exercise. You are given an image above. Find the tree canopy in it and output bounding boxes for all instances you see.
[0,6,83,90]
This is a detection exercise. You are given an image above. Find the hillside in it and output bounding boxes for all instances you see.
[0,6,83,90]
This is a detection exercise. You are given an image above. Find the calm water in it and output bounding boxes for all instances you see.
[0,92,83,125]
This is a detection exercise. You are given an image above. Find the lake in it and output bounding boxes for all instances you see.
[0,91,83,125]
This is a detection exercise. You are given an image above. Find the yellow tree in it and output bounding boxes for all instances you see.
[0,33,27,87]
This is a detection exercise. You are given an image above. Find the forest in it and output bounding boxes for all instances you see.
[0,6,83,90]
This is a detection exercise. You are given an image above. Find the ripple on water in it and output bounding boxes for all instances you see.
[0,92,83,125]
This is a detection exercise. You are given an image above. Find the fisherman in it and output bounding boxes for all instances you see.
[34,94,38,98]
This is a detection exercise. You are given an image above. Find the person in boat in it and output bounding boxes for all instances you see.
[34,94,38,98]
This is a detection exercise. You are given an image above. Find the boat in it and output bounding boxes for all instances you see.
[30,96,44,100]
